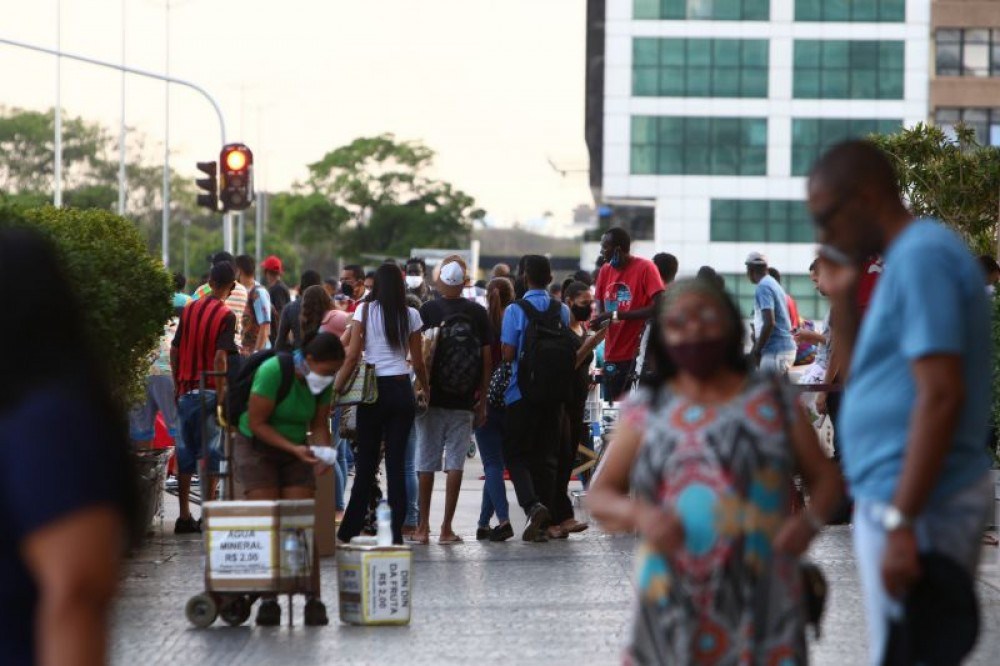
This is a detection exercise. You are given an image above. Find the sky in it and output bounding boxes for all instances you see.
[0,0,592,235]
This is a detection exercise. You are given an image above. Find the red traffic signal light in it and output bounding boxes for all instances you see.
[195,160,218,211]
[219,143,254,212]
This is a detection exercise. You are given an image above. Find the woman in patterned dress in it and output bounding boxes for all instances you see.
[589,279,842,665]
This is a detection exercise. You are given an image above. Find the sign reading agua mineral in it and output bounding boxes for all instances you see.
[209,529,273,577]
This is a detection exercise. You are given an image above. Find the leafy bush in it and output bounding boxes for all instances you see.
[0,204,172,408]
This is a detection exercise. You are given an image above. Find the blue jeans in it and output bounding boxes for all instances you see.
[852,473,992,665]
[334,438,349,511]
[404,424,419,526]
[176,391,222,475]
[475,406,510,527]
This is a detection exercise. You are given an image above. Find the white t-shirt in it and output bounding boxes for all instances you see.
[353,302,423,377]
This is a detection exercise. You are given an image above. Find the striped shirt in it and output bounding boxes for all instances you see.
[193,281,248,346]
[172,296,238,395]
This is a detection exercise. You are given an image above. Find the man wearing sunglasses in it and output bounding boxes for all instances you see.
[809,140,992,666]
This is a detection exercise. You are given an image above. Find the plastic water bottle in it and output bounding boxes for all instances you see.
[283,529,305,576]
[376,500,392,547]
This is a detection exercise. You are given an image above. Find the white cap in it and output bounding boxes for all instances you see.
[439,261,466,287]
[744,251,768,266]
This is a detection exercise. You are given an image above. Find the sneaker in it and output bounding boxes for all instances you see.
[476,526,492,541]
[256,599,281,626]
[174,516,200,535]
[522,504,551,543]
[490,522,514,542]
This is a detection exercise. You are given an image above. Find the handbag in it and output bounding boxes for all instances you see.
[335,303,379,407]
[487,361,511,408]
[769,375,829,639]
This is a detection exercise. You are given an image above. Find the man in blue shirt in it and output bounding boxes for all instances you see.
[501,255,571,542]
[809,140,992,665]
[746,252,796,375]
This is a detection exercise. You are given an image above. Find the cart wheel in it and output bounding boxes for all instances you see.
[220,595,252,626]
[185,593,218,628]
[303,598,329,626]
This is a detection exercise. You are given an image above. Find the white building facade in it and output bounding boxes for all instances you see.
[586,0,930,318]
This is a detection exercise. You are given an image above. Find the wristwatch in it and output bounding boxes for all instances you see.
[612,310,619,322]
[881,505,913,532]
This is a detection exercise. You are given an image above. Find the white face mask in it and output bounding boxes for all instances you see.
[304,362,335,395]
[405,275,424,289]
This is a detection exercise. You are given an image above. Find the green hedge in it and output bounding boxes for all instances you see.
[0,204,172,408]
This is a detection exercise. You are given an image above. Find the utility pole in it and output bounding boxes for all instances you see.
[118,0,126,215]
[54,0,62,207]
[162,0,171,267]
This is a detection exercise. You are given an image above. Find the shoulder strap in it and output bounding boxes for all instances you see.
[544,300,563,319]
[515,299,542,321]
[275,353,296,405]
[360,302,369,340]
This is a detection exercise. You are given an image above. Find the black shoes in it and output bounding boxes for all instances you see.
[174,516,201,535]
[476,526,492,541]
[304,599,329,626]
[522,504,551,543]
[490,522,514,542]
[256,599,281,626]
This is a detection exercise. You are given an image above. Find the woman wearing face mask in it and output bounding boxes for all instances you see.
[588,279,842,665]
[234,330,345,626]
[547,281,606,539]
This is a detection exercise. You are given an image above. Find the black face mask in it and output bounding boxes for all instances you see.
[341,282,356,298]
[571,304,593,322]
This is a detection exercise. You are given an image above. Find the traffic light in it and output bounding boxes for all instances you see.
[195,161,218,211]
[219,143,254,212]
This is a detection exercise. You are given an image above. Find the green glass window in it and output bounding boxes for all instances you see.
[710,200,815,243]
[793,40,904,99]
[720,273,825,320]
[795,0,904,22]
[633,38,769,97]
[791,118,902,176]
[635,0,769,20]
[631,116,768,175]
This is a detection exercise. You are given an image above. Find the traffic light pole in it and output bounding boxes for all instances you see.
[0,35,232,253]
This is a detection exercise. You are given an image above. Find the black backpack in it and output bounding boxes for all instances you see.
[515,299,577,403]
[226,350,298,424]
[432,311,483,396]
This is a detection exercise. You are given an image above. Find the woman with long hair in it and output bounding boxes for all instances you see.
[474,277,516,541]
[548,281,605,539]
[588,279,842,665]
[335,264,429,545]
[299,284,334,347]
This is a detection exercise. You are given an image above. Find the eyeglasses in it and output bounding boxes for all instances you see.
[662,307,722,331]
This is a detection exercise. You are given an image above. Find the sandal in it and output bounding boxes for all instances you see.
[438,534,464,545]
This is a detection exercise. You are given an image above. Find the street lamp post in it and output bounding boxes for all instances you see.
[54,0,62,207]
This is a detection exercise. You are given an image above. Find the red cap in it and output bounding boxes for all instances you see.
[260,255,283,274]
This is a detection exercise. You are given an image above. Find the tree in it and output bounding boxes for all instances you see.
[871,123,1000,255]
[302,133,485,258]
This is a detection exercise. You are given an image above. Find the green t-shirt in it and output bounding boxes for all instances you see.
[238,356,333,444]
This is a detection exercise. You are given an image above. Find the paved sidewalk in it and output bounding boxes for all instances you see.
[111,459,1000,665]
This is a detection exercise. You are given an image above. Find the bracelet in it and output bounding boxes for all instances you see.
[803,509,825,533]
[612,311,619,322]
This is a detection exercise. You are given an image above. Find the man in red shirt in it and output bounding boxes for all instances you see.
[339,264,367,313]
[170,262,238,533]
[592,228,665,401]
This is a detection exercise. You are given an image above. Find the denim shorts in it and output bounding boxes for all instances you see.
[415,407,473,472]
[175,391,223,475]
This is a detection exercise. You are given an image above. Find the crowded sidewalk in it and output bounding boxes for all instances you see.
[110,457,1000,665]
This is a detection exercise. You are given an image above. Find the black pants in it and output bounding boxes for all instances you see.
[602,359,636,402]
[338,376,415,545]
[504,399,561,515]
[552,397,585,525]
[826,390,843,462]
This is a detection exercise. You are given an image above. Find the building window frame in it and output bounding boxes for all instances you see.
[631,115,768,176]
[633,38,770,98]
[710,199,815,244]
[791,117,903,176]
[935,29,1000,78]
[793,40,905,100]
[634,0,769,21]
[794,0,905,23]
[934,108,1000,146]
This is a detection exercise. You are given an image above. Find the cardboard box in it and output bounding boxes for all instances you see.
[202,500,315,594]
[337,543,412,625]
[314,469,337,557]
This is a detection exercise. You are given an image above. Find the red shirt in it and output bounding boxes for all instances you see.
[785,294,801,328]
[172,296,238,395]
[595,257,665,362]
[857,256,884,313]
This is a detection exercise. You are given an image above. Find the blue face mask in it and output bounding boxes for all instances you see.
[609,248,624,269]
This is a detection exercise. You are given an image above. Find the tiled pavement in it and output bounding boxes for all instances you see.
[111,460,1000,665]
